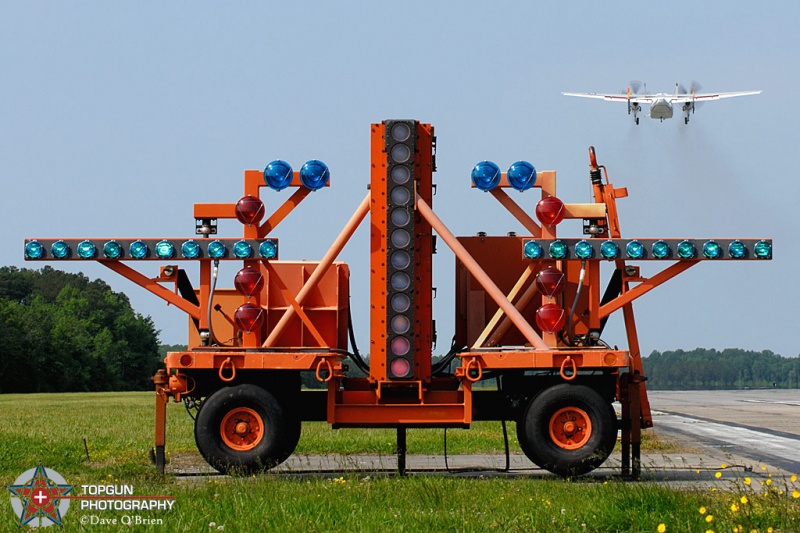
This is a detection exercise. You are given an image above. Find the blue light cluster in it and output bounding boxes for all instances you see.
[471,160,537,192]
[264,159,330,191]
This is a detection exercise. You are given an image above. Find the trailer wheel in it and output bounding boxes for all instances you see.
[195,384,290,474]
[518,384,616,477]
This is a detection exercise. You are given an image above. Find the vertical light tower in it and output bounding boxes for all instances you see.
[370,120,434,383]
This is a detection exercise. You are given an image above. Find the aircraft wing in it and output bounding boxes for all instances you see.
[562,92,654,103]
[671,90,762,103]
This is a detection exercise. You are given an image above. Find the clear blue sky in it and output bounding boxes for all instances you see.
[2,2,796,356]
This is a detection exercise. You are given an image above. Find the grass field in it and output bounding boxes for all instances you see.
[2,392,799,532]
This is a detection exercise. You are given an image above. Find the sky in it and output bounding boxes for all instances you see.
[2,2,797,358]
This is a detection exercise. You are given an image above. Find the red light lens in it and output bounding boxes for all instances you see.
[390,357,411,378]
[234,267,264,298]
[235,195,265,226]
[535,267,566,297]
[234,303,265,333]
[391,337,411,356]
[535,303,566,333]
[535,196,565,226]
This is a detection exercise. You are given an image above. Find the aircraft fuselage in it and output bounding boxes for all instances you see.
[649,97,673,121]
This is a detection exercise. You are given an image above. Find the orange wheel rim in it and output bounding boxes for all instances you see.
[548,407,592,450]
[220,407,264,451]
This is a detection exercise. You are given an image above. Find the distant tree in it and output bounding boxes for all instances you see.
[0,266,161,393]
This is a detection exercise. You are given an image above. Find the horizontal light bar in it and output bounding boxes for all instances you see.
[23,239,279,261]
[522,238,772,261]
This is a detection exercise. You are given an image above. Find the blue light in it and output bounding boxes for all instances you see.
[549,240,568,259]
[259,240,278,259]
[207,240,227,259]
[574,240,594,259]
[233,240,253,259]
[299,160,330,191]
[625,240,644,259]
[155,240,174,259]
[523,240,543,259]
[677,240,696,259]
[77,240,97,259]
[703,240,721,259]
[51,240,70,259]
[103,240,123,259]
[181,240,200,259]
[599,241,619,259]
[129,240,149,259]
[507,161,537,191]
[471,161,501,192]
[651,240,670,259]
[25,241,44,259]
[754,240,772,259]
[264,160,294,191]
[728,240,747,259]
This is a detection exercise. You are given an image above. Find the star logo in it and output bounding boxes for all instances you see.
[8,465,72,528]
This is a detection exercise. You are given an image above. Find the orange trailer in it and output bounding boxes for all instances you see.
[24,120,772,478]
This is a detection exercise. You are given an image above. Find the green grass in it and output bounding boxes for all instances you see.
[1,392,798,532]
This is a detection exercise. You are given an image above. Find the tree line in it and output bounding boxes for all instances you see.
[642,348,800,390]
[0,266,161,393]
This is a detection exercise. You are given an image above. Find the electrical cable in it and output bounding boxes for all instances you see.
[346,306,370,375]
[566,260,587,346]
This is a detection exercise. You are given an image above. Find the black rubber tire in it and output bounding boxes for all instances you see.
[518,384,616,477]
[194,384,290,475]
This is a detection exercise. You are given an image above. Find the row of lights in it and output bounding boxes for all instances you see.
[523,239,772,261]
[263,159,330,191]
[24,239,278,260]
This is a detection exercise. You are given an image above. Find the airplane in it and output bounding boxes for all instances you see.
[562,82,761,125]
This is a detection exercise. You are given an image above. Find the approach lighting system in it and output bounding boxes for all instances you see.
[535,267,566,297]
[77,240,97,259]
[103,240,123,259]
[181,240,201,259]
[521,239,772,261]
[258,240,278,259]
[536,303,566,333]
[263,160,294,191]
[574,240,594,259]
[471,161,501,192]
[234,303,265,334]
[51,240,70,259]
[234,267,264,298]
[651,240,670,259]
[129,240,149,259]
[507,160,537,191]
[299,160,330,191]
[155,240,175,259]
[207,240,227,259]
[24,240,43,259]
[599,240,620,259]
[232,240,253,259]
[383,120,418,380]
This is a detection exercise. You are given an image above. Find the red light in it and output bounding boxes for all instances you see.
[535,267,566,297]
[235,195,265,226]
[235,303,265,333]
[390,358,411,378]
[535,303,566,333]
[535,196,565,226]
[234,267,264,298]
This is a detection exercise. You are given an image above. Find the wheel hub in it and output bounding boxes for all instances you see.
[220,407,265,451]
[549,406,592,450]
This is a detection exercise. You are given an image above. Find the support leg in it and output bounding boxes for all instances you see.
[397,427,407,477]
[153,370,169,474]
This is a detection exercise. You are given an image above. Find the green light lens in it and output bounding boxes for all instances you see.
[103,240,123,259]
[129,240,149,259]
[233,240,253,259]
[703,240,721,259]
[753,240,771,259]
[207,240,227,259]
[625,240,644,259]
[77,240,96,259]
[651,240,670,259]
[155,240,174,259]
[51,240,70,259]
[181,240,200,259]
[677,240,696,259]
[599,241,619,259]
[258,240,278,259]
[728,240,747,259]
[523,241,543,259]
[25,241,44,259]
[574,240,594,259]
[549,240,568,259]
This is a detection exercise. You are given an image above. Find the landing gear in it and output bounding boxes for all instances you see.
[194,384,298,474]
[517,384,616,477]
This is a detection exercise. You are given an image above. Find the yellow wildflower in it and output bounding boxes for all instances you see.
[730,503,739,512]
[792,490,800,499]
[740,496,748,504]
[721,463,727,469]
[791,474,797,483]
[766,478,772,486]
[743,477,750,486]
[706,515,714,523]
[714,472,722,479]
[657,524,666,533]
[699,507,707,515]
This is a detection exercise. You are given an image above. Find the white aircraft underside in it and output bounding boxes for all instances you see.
[563,83,761,125]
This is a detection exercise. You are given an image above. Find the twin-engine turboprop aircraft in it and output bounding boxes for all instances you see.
[563,82,761,125]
